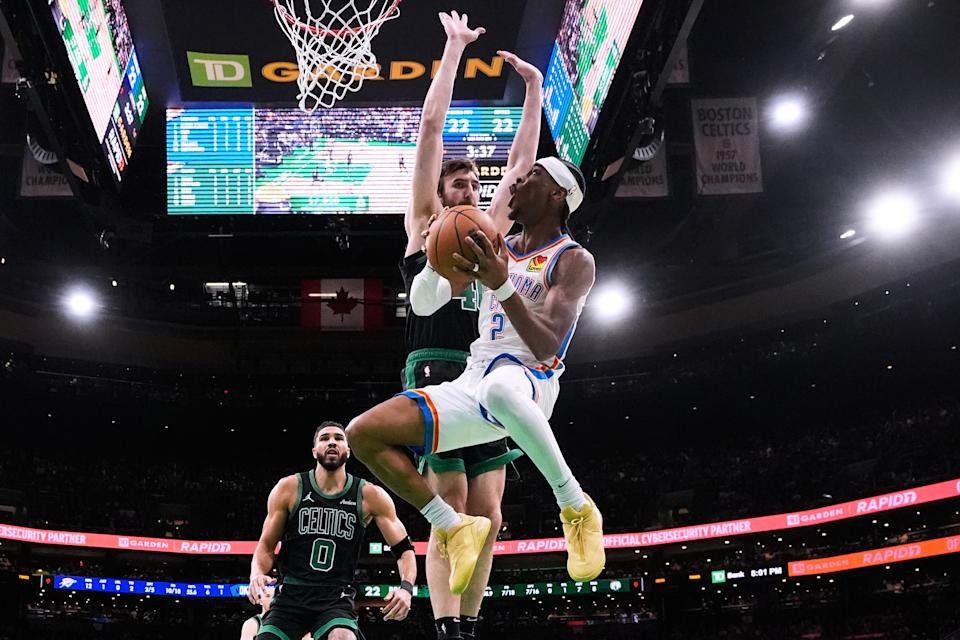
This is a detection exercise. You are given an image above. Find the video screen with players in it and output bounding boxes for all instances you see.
[166,106,522,215]
[543,0,644,164]
[49,0,148,182]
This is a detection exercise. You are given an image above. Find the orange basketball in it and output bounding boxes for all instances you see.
[426,205,501,285]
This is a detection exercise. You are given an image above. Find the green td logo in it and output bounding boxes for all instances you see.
[710,570,727,584]
[187,51,253,87]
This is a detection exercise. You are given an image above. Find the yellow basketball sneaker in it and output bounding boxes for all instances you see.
[435,514,492,595]
[560,494,605,581]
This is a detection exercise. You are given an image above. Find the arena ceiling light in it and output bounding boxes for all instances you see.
[592,282,632,322]
[866,190,919,239]
[831,14,855,31]
[840,229,857,239]
[941,153,960,202]
[769,95,808,133]
[64,287,99,320]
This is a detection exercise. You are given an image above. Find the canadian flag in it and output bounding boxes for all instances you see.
[300,279,384,331]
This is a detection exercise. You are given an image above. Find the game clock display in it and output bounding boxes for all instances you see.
[166,106,522,215]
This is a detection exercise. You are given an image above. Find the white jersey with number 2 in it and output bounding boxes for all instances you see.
[468,233,586,377]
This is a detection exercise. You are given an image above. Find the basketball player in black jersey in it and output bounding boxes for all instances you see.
[249,422,416,640]
[397,11,544,640]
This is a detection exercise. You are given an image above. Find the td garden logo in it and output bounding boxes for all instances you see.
[187,51,253,87]
[186,51,504,87]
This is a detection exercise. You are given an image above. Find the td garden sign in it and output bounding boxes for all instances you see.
[187,51,505,87]
[164,0,530,103]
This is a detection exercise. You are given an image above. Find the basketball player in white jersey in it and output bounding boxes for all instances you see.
[347,155,605,592]
[399,11,544,640]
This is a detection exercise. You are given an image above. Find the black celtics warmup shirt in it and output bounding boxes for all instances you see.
[278,472,367,588]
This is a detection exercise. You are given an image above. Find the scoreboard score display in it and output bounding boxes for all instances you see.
[167,106,522,215]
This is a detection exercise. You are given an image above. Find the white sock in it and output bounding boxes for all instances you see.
[420,495,461,530]
[478,364,587,511]
[553,476,587,511]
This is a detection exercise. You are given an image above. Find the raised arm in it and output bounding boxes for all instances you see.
[486,51,544,236]
[247,476,296,605]
[404,11,485,256]
[363,482,416,621]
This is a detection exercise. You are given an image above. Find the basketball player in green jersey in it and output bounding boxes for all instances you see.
[248,422,417,640]
[398,11,544,640]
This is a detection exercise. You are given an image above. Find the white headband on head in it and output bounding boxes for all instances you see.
[536,156,584,213]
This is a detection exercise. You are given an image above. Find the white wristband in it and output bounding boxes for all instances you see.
[493,278,516,301]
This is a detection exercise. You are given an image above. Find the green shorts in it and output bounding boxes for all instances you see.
[257,584,357,640]
[404,348,523,478]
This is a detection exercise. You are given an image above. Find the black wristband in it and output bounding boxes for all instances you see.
[390,536,415,558]
[400,580,414,595]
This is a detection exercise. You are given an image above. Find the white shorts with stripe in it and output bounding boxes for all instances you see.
[400,354,560,454]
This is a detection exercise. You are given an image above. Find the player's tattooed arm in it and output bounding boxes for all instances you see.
[405,11,486,256]
[248,475,296,605]
[363,482,416,621]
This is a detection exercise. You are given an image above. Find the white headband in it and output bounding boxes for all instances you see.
[536,156,584,213]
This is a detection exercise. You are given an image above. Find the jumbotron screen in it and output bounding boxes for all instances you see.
[49,0,148,181]
[543,0,644,164]
[166,106,522,215]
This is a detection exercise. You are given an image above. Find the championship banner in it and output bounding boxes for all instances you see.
[691,97,763,195]
[2,42,20,84]
[5,478,958,556]
[19,146,73,198]
[300,279,384,331]
[616,151,669,199]
[667,42,689,85]
[789,535,960,577]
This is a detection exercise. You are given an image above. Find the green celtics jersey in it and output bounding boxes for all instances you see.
[278,471,367,587]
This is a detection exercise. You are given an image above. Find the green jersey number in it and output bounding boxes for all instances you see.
[454,282,481,312]
[309,538,336,572]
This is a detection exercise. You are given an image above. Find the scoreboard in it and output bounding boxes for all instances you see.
[54,575,634,599]
[167,106,522,215]
[543,0,644,164]
[50,0,148,182]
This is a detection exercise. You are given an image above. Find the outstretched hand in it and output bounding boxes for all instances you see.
[499,50,543,85]
[439,11,485,45]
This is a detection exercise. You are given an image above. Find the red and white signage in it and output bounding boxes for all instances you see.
[789,535,960,577]
[300,278,384,331]
[3,478,958,556]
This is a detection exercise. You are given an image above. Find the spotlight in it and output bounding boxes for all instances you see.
[592,282,632,321]
[942,154,960,202]
[866,190,919,239]
[769,95,808,132]
[840,229,857,239]
[64,288,99,320]
[169,283,176,291]
[111,279,118,287]
[831,14,855,31]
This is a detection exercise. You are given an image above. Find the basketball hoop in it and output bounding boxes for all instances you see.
[270,0,401,111]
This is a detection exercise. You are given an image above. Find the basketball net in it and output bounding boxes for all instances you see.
[271,0,401,111]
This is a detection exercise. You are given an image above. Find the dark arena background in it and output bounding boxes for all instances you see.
[2,0,960,638]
